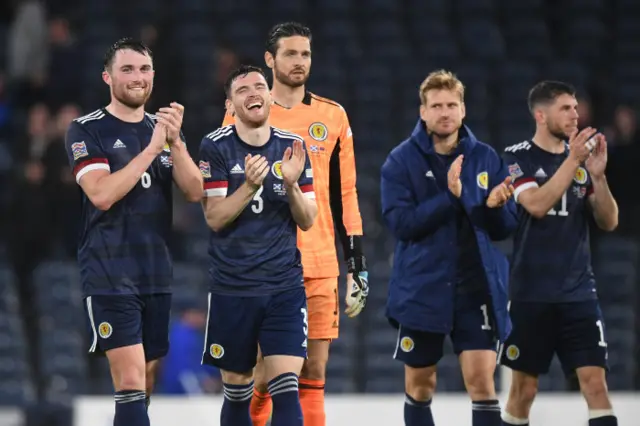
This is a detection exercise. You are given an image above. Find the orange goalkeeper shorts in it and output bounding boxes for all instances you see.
[304,277,339,340]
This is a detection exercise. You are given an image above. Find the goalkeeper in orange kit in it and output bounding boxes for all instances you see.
[222,22,368,426]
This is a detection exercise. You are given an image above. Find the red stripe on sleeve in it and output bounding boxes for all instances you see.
[512,177,536,189]
[73,158,109,176]
[204,181,229,190]
[300,184,314,193]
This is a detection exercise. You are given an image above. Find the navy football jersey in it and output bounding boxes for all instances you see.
[503,140,595,303]
[199,125,315,296]
[65,108,175,296]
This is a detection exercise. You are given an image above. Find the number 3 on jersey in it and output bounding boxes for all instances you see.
[251,186,264,213]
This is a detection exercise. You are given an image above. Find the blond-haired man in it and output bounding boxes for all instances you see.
[380,70,517,426]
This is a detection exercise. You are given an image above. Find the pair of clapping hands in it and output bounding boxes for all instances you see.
[148,102,185,154]
[242,140,307,191]
[446,155,514,209]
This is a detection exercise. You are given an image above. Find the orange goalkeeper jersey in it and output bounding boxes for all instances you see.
[222,91,363,278]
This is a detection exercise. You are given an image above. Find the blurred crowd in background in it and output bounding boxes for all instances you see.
[0,0,639,424]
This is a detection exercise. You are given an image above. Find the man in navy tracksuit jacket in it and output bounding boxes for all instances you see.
[380,70,518,426]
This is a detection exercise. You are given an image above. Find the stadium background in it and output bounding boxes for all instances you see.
[1,0,639,424]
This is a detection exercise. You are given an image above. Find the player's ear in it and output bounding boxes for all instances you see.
[533,108,545,125]
[102,70,111,86]
[460,102,466,121]
[225,98,234,116]
[419,104,428,122]
[264,51,275,70]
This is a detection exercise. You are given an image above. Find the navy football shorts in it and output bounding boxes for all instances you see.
[84,294,172,362]
[499,300,608,375]
[393,291,497,368]
[202,286,308,373]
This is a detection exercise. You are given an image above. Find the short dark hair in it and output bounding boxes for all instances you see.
[265,22,312,55]
[527,81,576,113]
[103,37,153,70]
[224,65,267,98]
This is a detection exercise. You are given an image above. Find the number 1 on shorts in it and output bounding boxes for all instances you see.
[596,320,607,348]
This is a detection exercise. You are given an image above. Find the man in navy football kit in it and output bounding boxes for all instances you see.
[500,81,619,426]
[199,65,317,426]
[65,38,203,426]
[381,70,518,426]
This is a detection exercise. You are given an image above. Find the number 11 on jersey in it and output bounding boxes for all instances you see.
[547,192,568,216]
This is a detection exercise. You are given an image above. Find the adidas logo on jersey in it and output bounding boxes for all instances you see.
[113,139,126,149]
[534,168,547,178]
[230,164,244,174]
[425,170,434,178]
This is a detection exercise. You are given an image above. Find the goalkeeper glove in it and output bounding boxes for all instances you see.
[345,255,369,318]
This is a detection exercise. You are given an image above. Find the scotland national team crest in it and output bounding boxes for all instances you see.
[308,122,328,141]
[506,344,520,361]
[477,171,489,190]
[160,155,173,168]
[210,343,224,359]
[271,160,284,179]
[98,322,113,339]
[199,161,211,178]
[71,141,89,160]
[400,337,415,353]
[574,167,588,184]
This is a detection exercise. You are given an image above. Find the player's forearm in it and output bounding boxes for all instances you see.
[521,157,580,218]
[590,176,618,231]
[171,144,203,202]
[91,148,158,210]
[204,182,256,232]
[286,183,317,231]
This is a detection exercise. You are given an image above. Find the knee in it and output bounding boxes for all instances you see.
[509,375,538,407]
[405,366,436,402]
[221,370,254,386]
[300,356,327,381]
[117,363,146,391]
[463,368,496,400]
[579,372,610,406]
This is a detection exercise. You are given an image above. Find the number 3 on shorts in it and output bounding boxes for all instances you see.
[301,307,308,336]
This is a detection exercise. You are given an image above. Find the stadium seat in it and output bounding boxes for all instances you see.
[564,0,606,15]
[493,61,540,104]
[543,60,589,89]
[0,379,35,405]
[459,20,506,60]
[497,0,544,13]
[315,0,354,14]
[411,20,460,63]
[366,0,402,16]
[454,0,496,17]
[503,19,552,61]
[564,17,608,62]
[406,0,449,16]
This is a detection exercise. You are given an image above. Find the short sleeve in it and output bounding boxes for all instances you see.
[65,121,110,184]
[298,145,315,199]
[198,137,229,198]
[502,150,538,203]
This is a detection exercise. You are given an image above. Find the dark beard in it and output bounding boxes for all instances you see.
[274,67,308,88]
[549,128,568,141]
